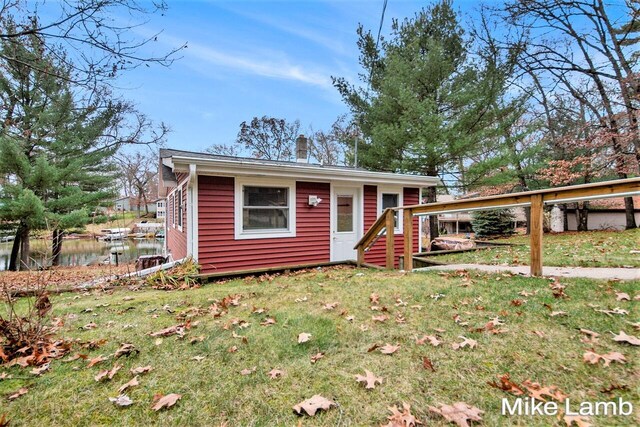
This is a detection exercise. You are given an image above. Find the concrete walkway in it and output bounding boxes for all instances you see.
[415,264,640,281]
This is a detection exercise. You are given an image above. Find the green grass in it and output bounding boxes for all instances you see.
[1,267,638,426]
[434,229,640,268]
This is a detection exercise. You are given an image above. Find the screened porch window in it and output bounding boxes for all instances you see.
[242,186,290,231]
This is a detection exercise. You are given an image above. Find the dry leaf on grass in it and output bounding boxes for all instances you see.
[370,293,380,304]
[615,292,630,301]
[379,344,400,355]
[240,366,256,376]
[488,374,524,395]
[310,352,325,363]
[429,402,483,427]
[355,369,382,389]
[114,343,139,358]
[260,317,276,326]
[130,366,153,375]
[416,335,441,346]
[583,351,626,366]
[563,414,592,427]
[87,355,108,368]
[372,314,389,323]
[151,393,182,411]
[532,330,545,338]
[293,395,336,416]
[522,380,567,402]
[109,394,133,407]
[95,364,122,382]
[383,403,421,427]
[8,387,28,400]
[452,336,477,350]
[268,369,284,379]
[31,363,50,376]
[191,356,205,362]
[323,302,338,310]
[118,376,140,393]
[298,333,312,344]
[422,357,435,372]
[612,330,640,345]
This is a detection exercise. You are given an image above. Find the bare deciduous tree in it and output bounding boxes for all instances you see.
[236,116,300,161]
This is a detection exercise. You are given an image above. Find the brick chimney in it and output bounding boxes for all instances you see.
[296,134,308,163]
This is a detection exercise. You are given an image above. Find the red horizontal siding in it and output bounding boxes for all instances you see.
[197,176,330,274]
[363,185,419,268]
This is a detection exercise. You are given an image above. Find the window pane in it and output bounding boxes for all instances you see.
[337,195,353,232]
[243,208,289,230]
[382,193,398,209]
[382,193,399,228]
[244,186,288,207]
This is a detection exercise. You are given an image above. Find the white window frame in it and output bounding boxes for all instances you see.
[378,186,403,234]
[177,187,183,232]
[234,177,296,240]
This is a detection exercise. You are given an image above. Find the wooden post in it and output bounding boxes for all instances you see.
[385,209,395,268]
[357,246,365,267]
[403,208,413,271]
[530,194,543,276]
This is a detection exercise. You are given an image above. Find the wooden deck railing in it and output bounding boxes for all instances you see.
[355,177,640,276]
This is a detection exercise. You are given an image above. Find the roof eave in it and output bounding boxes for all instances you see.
[169,155,441,187]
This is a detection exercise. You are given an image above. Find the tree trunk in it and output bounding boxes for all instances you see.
[576,202,589,232]
[52,229,63,266]
[424,186,439,242]
[8,226,22,271]
[623,196,637,229]
[19,224,30,271]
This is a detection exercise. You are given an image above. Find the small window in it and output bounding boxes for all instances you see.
[177,188,183,229]
[336,195,354,232]
[382,193,399,228]
[242,186,289,231]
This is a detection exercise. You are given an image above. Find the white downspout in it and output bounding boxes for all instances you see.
[186,164,198,261]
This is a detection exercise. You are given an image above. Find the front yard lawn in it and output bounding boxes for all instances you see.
[435,229,640,268]
[1,267,638,426]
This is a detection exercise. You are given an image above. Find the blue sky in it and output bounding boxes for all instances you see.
[115,0,487,153]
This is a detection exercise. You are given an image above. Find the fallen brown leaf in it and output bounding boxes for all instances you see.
[8,387,28,400]
[109,394,133,407]
[151,393,182,411]
[292,395,336,416]
[422,357,435,372]
[379,344,400,355]
[130,366,153,375]
[268,369,284,379]
[563,414,592,427]
[298,333,312,344]
[87,355,108,368]
[429,402,483,427]
[355,369,382,389]
[383,403,420,427]
[310,352,325,363]
[452,336,477,350]
[612,330,640,345]
[118,376,140,393]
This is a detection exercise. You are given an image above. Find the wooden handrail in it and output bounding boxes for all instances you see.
[356,177,640,274]
[354,208,394,250]
[403,177,640,215]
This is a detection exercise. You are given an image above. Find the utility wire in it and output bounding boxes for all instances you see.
[358,0,388,168]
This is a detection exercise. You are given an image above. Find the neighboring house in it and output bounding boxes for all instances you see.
[114,196,131,211]
[563,196,640,230]
[114,196,158,214]
[159,146,440,275]
[433,194,526,235]
[156,199,166,219]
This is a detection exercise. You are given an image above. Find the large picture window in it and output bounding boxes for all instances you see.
[235,179,296,239]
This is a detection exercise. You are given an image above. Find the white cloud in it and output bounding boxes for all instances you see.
[183,40,333,88]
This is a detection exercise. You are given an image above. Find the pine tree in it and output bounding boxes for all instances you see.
[0,22,121,269]
[471,209,516,238]
[333,0,518,240]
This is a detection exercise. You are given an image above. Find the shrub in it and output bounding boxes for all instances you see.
[471,209,516,238]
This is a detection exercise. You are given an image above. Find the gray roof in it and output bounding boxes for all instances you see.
[159,148,368,172]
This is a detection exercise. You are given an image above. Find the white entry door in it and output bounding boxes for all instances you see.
[331,187,360,261]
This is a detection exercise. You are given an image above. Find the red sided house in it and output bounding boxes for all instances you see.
[159,147,440,275]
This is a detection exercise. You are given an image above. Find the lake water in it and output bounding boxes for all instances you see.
[0,238,164,271]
